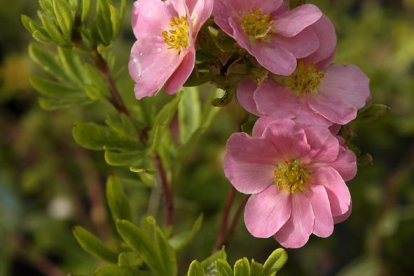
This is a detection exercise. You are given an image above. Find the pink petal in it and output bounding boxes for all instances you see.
[302,126,340,164]
[329,146,357,181]
[319,64,371,109]
[224,155,275,194]
[254,79,300,119]
[213,0,239,35]
[250,41,297,75]
[252,116,275,137]
[293,97,333,126]
[129,39,183,99]
[226,132,279,164]
[273,193,314,248]
[244,185,291,238]
[186,0,214,34]
[132,0,176,39]
[333,201,352,223]
[165,50,195,94]
[272,4,322,37]
[307,91,357,125]
[315,46,337,70]
[273,27,319,59]
[170,0,187,16]
[312,167,351,217]
[237,78,260,116]
[303,15,337,65]
[310,185,333,237]
[263,120,311,162]
[270,1,289,17]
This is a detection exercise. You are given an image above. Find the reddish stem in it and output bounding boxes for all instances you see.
[153,154,173,226]
[213,186,236,251]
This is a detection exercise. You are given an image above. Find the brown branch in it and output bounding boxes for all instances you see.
[227,194,248,239]
[213,186,236,251]
[153,154,173,226]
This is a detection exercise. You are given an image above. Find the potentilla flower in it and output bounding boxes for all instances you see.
[213,0,322,75]
[129,0,213,99]
[237,15,370,126]
[224,118,356,248]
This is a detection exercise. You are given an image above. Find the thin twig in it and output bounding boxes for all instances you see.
[153,154,173,226]
[213,186,236,251]
[227,194,248,239]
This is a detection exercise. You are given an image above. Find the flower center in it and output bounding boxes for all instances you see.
[274,160,310,193]
[286,62,324,95]
[241,9,274,43]
[162,16,190,52]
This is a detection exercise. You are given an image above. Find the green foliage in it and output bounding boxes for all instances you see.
[72,226,118,263]
[169,214,203,250]
[106,175,132,221]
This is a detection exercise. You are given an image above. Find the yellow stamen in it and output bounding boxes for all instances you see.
[162,16,190,52]
[283,62,324,95]
[241,9,274,43]
[274,160,310,193]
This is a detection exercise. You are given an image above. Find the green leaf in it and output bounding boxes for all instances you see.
[39,0,55,15]
[250,261,264,276]
[39,12,66,44]
[94,265,137,276]
[169,214,203,250]
[29,43,72,82]
[38,97,93,110]
[146,124,166,154]
[106,175,132,221]
[201,248,227,275]
[118,252,143,267]
[72,122,141,151]
[105,114,137,139]
[81,0,91,22]
[105,149,144,167]
[116,220,163,275]
[215,259,233,276]
[96,0,113,45]
[84,84,104,100]
[32,30,53,44]
[30,76,84,99]
[130,157,156,174]
[84,63,110,96]
[58,46,86,84]
[146,217,177,276]
[356,104,389,123]
[357,152,373,166]
[110,4,121,38]
[120,0,127,20]
[262,248,288,276]
[211,88,235,107]
[234,258,250,276]
[21,15,42,34]
[53,0,74,40]
[290,0,307,9]
[72,226,118,263]
[188,261,205,276]
[178,88,201,144]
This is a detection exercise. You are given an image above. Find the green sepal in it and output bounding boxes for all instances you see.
[106,175,132,221]
[290,0,307,9]
[169,214,203,250]
[72,226,118,263]
[234,258,250,276]
[355,104,389,123]
[262,248,288,276]
[215,259,233,276]
[188,261,205,276]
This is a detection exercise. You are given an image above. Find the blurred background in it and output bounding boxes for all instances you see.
[1,0,414,275]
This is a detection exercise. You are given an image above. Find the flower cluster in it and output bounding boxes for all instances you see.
[129,0,371,248]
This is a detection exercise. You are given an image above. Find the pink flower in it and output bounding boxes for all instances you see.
[224,118,356,248]
[237,15,371,126]
[213,0,322,75]
[129,0,213,99]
